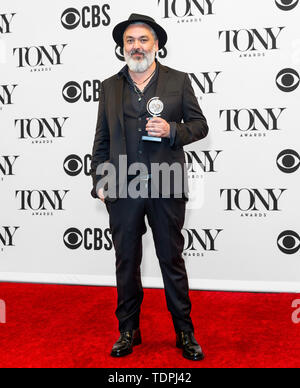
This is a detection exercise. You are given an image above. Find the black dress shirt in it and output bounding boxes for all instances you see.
[118,61,176,179]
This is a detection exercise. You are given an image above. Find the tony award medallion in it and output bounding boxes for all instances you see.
[142,97,164,143]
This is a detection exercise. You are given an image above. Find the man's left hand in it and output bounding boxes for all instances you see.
[146,117,170,138]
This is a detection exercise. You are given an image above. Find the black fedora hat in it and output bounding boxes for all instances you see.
[113,13,168,50]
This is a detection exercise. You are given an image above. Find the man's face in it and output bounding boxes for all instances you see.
[123,24,159,73]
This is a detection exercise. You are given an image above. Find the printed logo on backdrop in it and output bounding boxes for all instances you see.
[64,154,91,177]
[15,117,69,144]
[158,0,215,23]
[13,44,67,72]
[61,4,111,30]
[0,156,19,182]
[0,227,19,253]
[277,150,300,173]
[220,108,286,138]
[276,69,300,92]
[63,228,112,251]
[277,231,300,255]
[183,228,223,258]
[185,151,222,209]
[275,0,299,11]
[62,80,101,103]
[115,45,168,62]
[220,188,287,218]
[188,72,221,101]
[185,150,222,176]
[15,190,69,216]
[219,27,285,58]
[0,13,16,34]
[0,84,18,111]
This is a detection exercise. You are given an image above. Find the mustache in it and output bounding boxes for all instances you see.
[130,49,146,56]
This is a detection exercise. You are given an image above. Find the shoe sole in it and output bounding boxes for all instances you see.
[182,352,205,361]
[110,335,142,358]
[176,343,205,361]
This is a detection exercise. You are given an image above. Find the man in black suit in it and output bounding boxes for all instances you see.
[91,14,209,361]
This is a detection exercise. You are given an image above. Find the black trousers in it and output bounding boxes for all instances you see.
[105,181,194,334]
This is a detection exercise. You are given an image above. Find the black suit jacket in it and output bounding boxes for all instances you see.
[90,63,209,203]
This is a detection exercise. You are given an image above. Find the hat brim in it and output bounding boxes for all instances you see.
[113,19,168,50]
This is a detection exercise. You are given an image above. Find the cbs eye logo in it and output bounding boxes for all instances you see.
[275,0,299,10]
[115,45,168,62]
[64,228,83,250]
[276,68,300,92]
[277,231,300,254]
[62,80,101,103]
[64,154,91,176]
[277,150,300,173]
[62,81,82,103]
[61,8,81,30]
[63,227,113,251]
[61,5,110,30]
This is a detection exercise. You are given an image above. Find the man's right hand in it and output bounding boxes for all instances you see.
[97,188,105,202]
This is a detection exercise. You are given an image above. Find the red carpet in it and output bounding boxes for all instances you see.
[0,282,299,368]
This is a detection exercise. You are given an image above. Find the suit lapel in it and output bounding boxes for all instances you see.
[155,63,169,97]
[115,76,125,137]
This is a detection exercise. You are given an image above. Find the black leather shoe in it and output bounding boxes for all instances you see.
[176,331,205,361]
[111,328,142,357]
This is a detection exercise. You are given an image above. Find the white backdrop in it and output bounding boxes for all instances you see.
[1,0,300,292]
